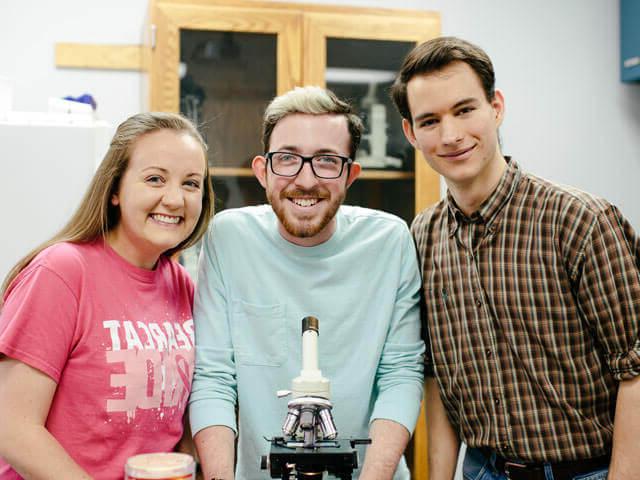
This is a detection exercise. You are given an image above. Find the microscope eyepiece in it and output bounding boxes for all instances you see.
[302,316,319,335]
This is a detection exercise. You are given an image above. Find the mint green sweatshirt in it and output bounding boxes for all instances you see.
[189,205,425,479]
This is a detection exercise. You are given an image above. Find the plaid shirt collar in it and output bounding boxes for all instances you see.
[446,156,521,238]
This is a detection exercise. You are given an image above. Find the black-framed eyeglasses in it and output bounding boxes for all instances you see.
[265,151,353,179]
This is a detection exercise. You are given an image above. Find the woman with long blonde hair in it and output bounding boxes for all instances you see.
[0,112,214,479]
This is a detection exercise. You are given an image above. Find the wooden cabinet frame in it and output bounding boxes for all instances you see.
[149,0,441,214]
[150,1,302,111]
[301,9,440,214]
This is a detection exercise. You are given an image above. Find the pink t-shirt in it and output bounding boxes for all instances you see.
[0,241,195,480]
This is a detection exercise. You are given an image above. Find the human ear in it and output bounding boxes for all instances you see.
[252,155,268,188]
[492,89,505,127]
[345,162,361,189]
[402,118,418,148]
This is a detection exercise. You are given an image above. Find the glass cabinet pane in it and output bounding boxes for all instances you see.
[180,30,276,168]
[180,30,276,212]
[326,38,414,171]
[326,38,416,224]
[348,178,415,224]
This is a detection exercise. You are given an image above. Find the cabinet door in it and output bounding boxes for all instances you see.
[303,10,441,223]
[621,0,640,82]
[150,3,301,211]
[303,14,438,479]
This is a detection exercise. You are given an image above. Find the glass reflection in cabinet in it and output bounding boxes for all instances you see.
[179,30,277,276]
[326,38,416,225]
[326,38,415,172]
[180,30,277,171]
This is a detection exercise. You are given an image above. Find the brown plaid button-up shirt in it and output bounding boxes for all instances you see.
[412,158,640,462]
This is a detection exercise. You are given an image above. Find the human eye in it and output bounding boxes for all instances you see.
[183,178,201,190]
[274,152,299,164]
[315,155,340,165]
[456,106,475,116]
[145,175,164,185]
[418,118,438,128]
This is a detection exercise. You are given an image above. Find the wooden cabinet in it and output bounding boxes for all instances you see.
[621,0,640,82]
[148,4,438,476]
[148,0,440,223]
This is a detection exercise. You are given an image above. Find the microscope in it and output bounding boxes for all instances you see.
[261,316,370,480]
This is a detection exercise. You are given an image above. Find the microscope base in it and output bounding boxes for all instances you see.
[263,437,362,480]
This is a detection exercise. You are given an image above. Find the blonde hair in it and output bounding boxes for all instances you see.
[262,86,363,158]
[1,112,214,297]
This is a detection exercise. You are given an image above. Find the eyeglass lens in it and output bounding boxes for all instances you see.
[270,152,346,178]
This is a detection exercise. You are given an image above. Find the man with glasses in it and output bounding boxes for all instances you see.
[189,86,425,480]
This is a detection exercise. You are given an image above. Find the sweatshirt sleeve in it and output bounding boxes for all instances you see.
[189,225,238,436]
[370,226,425,433]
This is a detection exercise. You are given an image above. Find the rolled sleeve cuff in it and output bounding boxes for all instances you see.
[189,397,238,437]
[370,383,424,434]
[608,340,640,380]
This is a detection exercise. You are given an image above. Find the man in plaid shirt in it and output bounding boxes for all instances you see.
[391,36,640,480]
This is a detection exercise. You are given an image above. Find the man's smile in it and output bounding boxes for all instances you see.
[439,144,476,160]
[290,198,320,207]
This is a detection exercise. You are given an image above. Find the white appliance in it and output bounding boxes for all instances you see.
[0,112,112,282]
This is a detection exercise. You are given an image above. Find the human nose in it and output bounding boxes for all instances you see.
[162,183,185,208]
[440,116,463,146]
[294,161,319,188]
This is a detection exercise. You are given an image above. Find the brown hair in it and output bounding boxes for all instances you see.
[391,36,496,121]
[1,112,214,297]
[261,86,364,159]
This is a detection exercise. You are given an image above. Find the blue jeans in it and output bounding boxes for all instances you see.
[462,447,609,480]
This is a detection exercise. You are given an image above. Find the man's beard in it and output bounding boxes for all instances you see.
[268,187,344,239]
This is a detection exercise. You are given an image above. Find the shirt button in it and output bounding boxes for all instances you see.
[495,399,500,405]
[486,349,492,357]
[475,298,482,308]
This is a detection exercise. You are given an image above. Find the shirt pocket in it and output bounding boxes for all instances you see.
[231,300,286,366]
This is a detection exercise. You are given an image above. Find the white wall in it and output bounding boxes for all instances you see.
[0,1,147,127]
[1,0,638,227]
[1,0,637,475]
